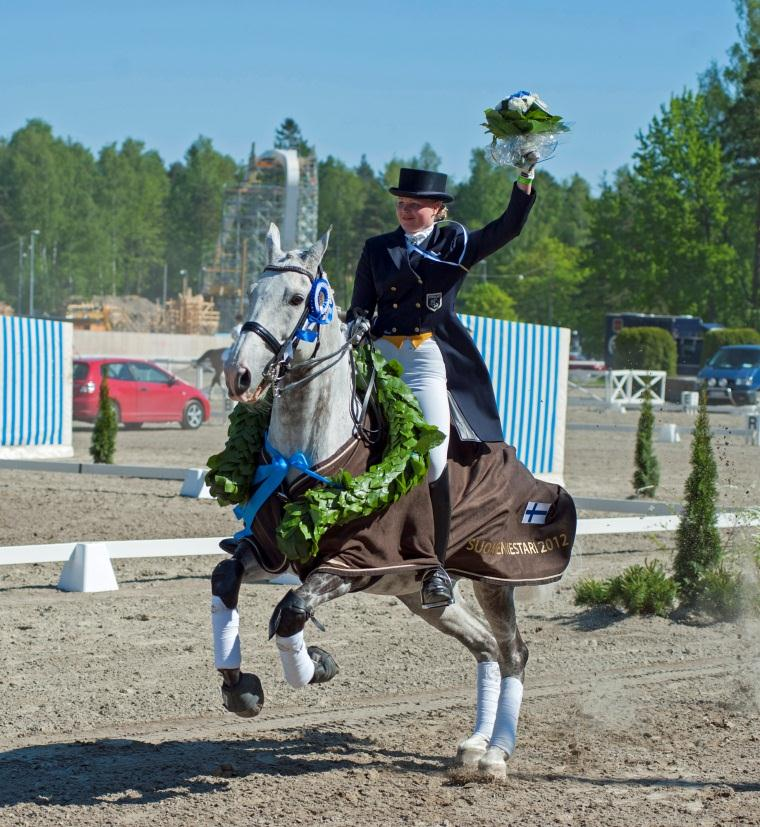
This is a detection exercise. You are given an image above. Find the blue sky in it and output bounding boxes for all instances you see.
[0,1,739,189]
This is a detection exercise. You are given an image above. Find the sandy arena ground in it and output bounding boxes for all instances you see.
[0,402,759,826]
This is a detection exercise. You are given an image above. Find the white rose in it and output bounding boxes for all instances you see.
[507,97,528,113]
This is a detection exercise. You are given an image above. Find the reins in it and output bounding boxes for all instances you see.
[238,263,381,444]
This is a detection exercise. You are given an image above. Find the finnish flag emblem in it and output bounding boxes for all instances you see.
[522,502,551,525]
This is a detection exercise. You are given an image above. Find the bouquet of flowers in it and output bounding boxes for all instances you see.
[483,90,569,168]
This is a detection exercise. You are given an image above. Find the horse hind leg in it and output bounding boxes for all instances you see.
[397,586,501,769]
[471,581,528,780]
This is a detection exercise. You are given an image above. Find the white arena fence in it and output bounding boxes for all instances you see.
[0,315,73,459]
[458,315,569,484]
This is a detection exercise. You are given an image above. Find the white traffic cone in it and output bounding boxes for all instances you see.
[58,542,119,593]
[180,468,212,498]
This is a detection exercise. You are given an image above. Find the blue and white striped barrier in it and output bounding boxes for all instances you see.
[458,315,569,485]
[0,315,73,458]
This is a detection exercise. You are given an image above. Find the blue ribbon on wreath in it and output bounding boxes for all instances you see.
[233,431,339,539]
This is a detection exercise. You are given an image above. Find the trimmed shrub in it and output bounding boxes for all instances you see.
[702,327,760,365]
[90,375,117,464]
[613,327,677,375]
[632,391,659,497]
[673,391,721,602]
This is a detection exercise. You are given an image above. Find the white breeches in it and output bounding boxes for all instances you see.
[375,337,450,481]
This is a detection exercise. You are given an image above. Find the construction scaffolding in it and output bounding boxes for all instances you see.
[205,146,318,331]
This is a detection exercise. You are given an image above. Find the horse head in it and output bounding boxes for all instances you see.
[225,223,336,403]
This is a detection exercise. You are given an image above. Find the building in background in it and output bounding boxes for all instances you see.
[205,146,318,331]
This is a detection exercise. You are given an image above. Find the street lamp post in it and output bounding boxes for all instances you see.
[28,230,40,316]
[17,238,26,314]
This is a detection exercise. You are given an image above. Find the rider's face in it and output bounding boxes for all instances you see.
[395,197,441,234]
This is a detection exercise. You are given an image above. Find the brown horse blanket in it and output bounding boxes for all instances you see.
[249,431,575,586]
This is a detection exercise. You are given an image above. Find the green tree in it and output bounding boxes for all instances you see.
[506,236,587,327]
[167,136,238,295]
[95,139,169,297]
[632,391,659,497]
[0,119,105,313]
[457,281,517,320]
[274,118,313,156]
[383,142,443,190]
[90,374,118,463]
[585,91,737,337]
[673,392,722,600]
[318,156,367,309]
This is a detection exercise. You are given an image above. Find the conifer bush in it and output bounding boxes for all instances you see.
[673,391,722,603]
[632,390,659,497]
[90,374,118,464]
[573,560,677,617]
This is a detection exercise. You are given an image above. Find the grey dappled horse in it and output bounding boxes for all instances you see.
[212,224,529,780]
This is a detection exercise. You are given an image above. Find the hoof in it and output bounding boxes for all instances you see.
[478,746,509,781]
[308,646,339,684]
[221,672,264,718]
[456,733,489,768]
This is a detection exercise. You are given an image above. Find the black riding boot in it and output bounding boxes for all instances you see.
[421,467,454,609]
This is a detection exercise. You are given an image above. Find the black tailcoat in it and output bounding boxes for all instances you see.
[348,183,536,442]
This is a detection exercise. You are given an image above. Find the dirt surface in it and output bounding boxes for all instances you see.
[1,406,759,826]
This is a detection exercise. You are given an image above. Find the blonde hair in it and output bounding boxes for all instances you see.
[434,203,448,222]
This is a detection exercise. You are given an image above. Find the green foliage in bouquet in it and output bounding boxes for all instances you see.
[483,94,569,140]
[90,374,117,464]
[205,345,445,564]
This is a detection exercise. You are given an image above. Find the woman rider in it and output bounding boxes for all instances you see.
[347,163,536,609]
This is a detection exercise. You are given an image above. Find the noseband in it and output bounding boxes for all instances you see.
[239,262,341,396]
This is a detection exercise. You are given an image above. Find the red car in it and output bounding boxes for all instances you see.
[73,357,211,429]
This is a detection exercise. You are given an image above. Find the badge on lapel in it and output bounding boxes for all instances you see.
[426,292,443,311]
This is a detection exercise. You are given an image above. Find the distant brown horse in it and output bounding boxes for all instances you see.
[194,347,227,390]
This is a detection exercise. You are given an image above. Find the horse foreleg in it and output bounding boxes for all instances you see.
[472,582,528,780]
[210,539,267,717]
[397,585,502,768]
[268,571,356,688]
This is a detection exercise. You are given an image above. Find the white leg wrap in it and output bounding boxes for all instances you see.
[211,595,241,670]
[473,661,501,740]
[276,630,315,687]
[489,676,524,756]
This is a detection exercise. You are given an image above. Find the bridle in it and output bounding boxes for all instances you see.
[239,262,349,398]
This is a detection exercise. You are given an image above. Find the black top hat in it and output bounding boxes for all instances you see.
[388,168,453,203]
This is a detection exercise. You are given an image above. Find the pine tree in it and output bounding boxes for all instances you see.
[632,390,659,496]
[673,391,722,599]
[273,118,312,156]
[90,375,117,463]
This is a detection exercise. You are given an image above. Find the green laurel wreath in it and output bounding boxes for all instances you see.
[205,345,445,563]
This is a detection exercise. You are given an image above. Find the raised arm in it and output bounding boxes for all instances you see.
[462,183,536,270]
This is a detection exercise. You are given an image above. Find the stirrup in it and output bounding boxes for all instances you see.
[421,566,454,610]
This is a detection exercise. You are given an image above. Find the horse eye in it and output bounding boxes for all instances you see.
[289,294,305,306]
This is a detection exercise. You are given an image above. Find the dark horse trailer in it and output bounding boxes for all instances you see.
[605,313,723,376]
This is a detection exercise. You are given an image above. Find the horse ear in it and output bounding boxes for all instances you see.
[266,223,283,264]
[304,226,332,271]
